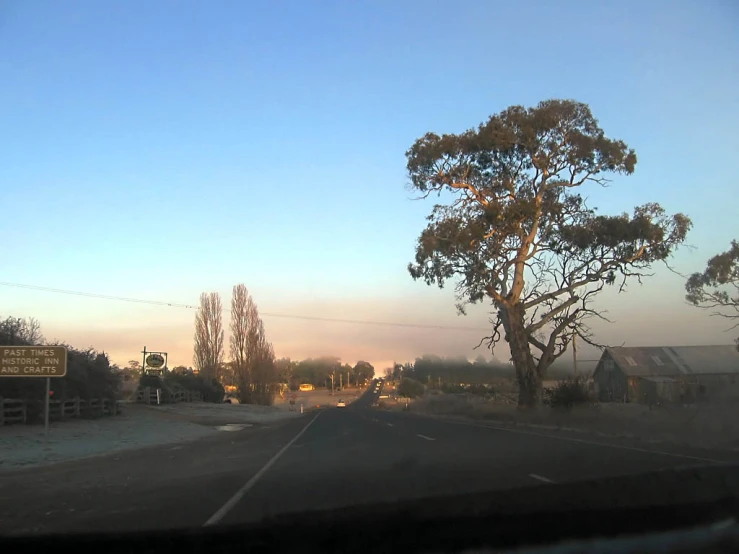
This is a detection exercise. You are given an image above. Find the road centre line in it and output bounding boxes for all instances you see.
[529,473,555,484]
[204,411,322,527]
[420,416,726,464]
[387,423,394,427]
[417,434,436,441]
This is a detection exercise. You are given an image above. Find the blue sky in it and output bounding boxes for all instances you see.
[1,0,737,369]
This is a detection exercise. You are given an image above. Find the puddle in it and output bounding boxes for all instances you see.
[215,424,252,432]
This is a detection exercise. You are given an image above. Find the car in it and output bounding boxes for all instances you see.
[337,399,346,408]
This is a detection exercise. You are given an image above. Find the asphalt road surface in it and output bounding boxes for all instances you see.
[2,379,739,536]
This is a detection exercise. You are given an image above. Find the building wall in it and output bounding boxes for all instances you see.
[684,374,739,403]
[593,352,629,401]
[595,349,739,404]
[597,372,739,404]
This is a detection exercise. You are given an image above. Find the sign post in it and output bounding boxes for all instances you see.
[1,345,68,438]
[45,377,50,438]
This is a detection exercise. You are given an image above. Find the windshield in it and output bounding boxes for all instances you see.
[1,0,738,544]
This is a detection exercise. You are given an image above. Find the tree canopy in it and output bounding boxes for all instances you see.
[406,99,691,407]
[686,240,739,349]
[402,355,511,385]
[193,292,224,382]
[353,360,375,384]
[273,357,373,389]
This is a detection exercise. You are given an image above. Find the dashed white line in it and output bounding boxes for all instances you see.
[204,411,322,526]
[417,416,726,464]
[417,434,436,441]
[387,423,394,427]
[529,473,555,484]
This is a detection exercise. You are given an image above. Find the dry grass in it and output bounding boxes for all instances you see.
[407,393,739,451]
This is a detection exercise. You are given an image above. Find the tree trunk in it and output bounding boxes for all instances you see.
[501,303,541,409]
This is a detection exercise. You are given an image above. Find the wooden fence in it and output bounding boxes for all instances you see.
[0,396,122,426]
[0,399,26,425]
[135,387,203,405]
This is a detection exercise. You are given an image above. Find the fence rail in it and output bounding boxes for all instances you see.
[0,399,27,425]
[0,396,122,426]
[135,387,203,404]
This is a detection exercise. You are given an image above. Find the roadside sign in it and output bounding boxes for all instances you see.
[146,353,165,368]
[0,345,68,440]
[0,345,68,377]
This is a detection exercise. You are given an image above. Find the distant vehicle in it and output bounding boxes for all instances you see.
[337,399,346,408]
[299,383,314,392]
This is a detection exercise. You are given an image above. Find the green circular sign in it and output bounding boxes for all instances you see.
[146,354,165,368]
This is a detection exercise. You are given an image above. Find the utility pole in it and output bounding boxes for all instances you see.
[330,372,335,395]
[573,335,579,377]
[339,372,343,390]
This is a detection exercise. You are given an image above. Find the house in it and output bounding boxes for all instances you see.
[592,345,739,404]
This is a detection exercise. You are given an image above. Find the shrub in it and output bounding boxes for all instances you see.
[397,378,425,398]
[548,378,592,410]
[162,372,224,403]
[137,372,225,404]
[423,394,472,415]
[241,386,276,406]
[0,317,122,406]
[140,374,165,389]
[466,384,490,396]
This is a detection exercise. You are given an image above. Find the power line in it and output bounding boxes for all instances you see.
[0,281,490,332]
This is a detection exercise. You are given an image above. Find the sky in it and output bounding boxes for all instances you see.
[1,0,737,373]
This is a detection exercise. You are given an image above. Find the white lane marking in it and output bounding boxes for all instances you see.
[204,411,322,526]
[387,423,394,427]
[419,417,726,464]
[529,473,555,484]
[417,434,436,441]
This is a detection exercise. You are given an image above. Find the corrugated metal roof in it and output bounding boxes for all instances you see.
[602,345,739,377]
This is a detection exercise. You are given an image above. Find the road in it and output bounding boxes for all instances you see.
[2,378,739,536]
